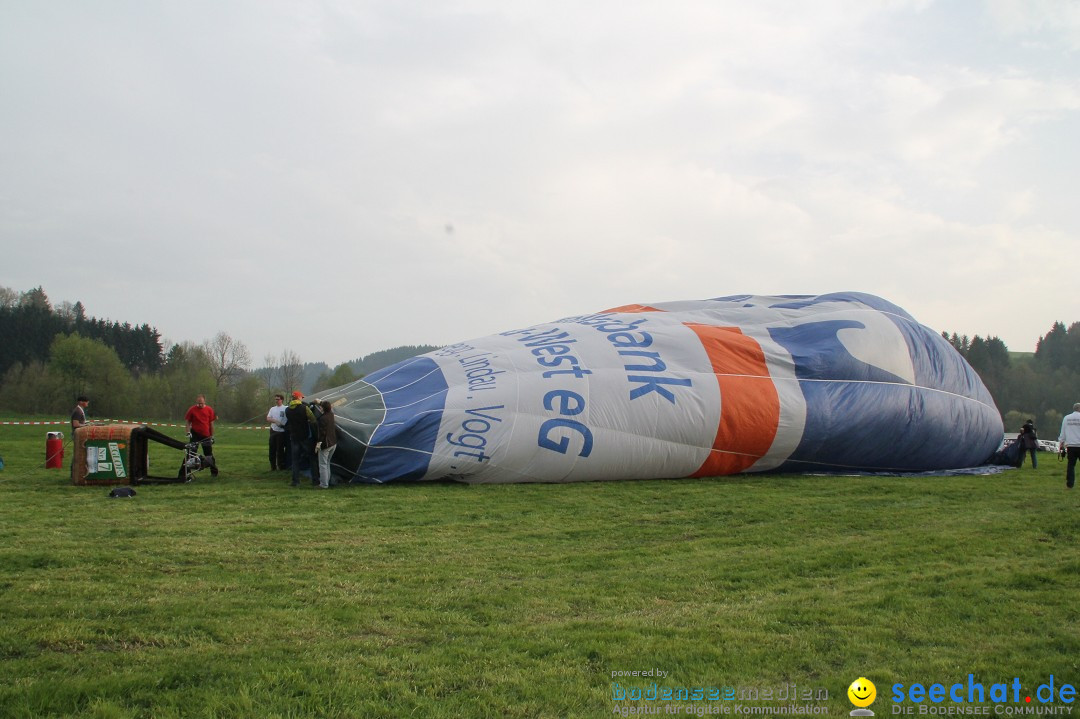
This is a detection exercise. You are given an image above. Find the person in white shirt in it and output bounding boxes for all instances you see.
[266,394,289,471]
[1058,403,1080,490]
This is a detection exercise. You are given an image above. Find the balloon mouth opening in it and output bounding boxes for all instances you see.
[310,379,384,479]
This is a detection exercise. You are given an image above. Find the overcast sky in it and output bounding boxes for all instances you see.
[2,1,1078,367]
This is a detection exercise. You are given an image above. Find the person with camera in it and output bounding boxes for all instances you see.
[285,391,318,487]
[184,394,219,477]
[1058,403,1080,490]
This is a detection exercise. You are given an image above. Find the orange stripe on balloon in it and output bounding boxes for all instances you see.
[600,304,664,314]
[686,323,780,476]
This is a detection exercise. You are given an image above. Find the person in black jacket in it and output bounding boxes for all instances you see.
[315,400,338,489]
[285,391,318,487]
[1019,419,1039,469]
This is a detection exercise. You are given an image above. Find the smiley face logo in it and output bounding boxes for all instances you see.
[848,677,877,708]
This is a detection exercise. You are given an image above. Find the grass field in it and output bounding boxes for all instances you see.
[0,419,1077,718]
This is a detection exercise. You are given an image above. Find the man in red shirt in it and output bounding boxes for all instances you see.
[185,394,220,476]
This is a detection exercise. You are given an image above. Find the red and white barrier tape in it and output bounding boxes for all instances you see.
[1,419,270,430]
[0,420,68,426]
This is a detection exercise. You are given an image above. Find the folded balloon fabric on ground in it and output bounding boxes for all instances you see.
[310,292,1004,484]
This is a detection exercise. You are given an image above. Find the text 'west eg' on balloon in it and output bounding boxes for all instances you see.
[309,292,1004,484]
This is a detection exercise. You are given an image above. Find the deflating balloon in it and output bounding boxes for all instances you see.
[312,292,1003,483]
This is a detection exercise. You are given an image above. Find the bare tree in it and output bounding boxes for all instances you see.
[0,286,19,308]
[258,353,279,391]
[278,349,304,395]
[55,300,77,321]
[203,331,252,389]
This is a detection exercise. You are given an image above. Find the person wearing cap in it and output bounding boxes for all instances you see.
[266,394,289,471]
[69,395,90,478]
[71,395,90,434]
[185,394,219,477]
[1058,403,1080,489]
[285,391,318,487]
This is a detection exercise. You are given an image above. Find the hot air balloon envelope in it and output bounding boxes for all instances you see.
[313,292,1003,483]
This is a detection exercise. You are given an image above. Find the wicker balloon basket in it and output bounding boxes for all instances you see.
[72,424,146,486]
[72,423,196,486]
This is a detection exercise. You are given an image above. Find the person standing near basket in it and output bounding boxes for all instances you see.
[185,394,220,477]
[68,395,90,477]
[70,395,90,434]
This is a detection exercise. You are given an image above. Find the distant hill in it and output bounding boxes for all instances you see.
[299,362,329,391]
[344,345,441,377]
[294,344,442,392]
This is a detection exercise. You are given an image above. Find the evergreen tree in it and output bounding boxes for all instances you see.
[19,286,51,311]
[1035,322,1068,369]
[1063,321,1080,372]
[0,287,163,378]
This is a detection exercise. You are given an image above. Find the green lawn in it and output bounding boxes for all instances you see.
[0,420,1077,718]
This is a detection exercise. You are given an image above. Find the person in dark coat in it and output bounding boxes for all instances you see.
[1019,419,1039,469]
[315,400,338,489]
[285,391,318,487]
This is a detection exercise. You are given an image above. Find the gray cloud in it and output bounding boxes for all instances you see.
[2,1,1077,365]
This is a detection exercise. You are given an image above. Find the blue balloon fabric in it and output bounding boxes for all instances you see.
[313,292,1003,483]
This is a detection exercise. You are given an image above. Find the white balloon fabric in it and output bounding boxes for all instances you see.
[313,293,1003,483]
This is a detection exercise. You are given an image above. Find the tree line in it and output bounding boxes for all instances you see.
[2,285,1077,434]
[942,322,1080,435]
[0,287,162,378]
[0,286,427,423]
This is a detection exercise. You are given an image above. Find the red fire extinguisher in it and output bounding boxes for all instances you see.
[46,431,64,469]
